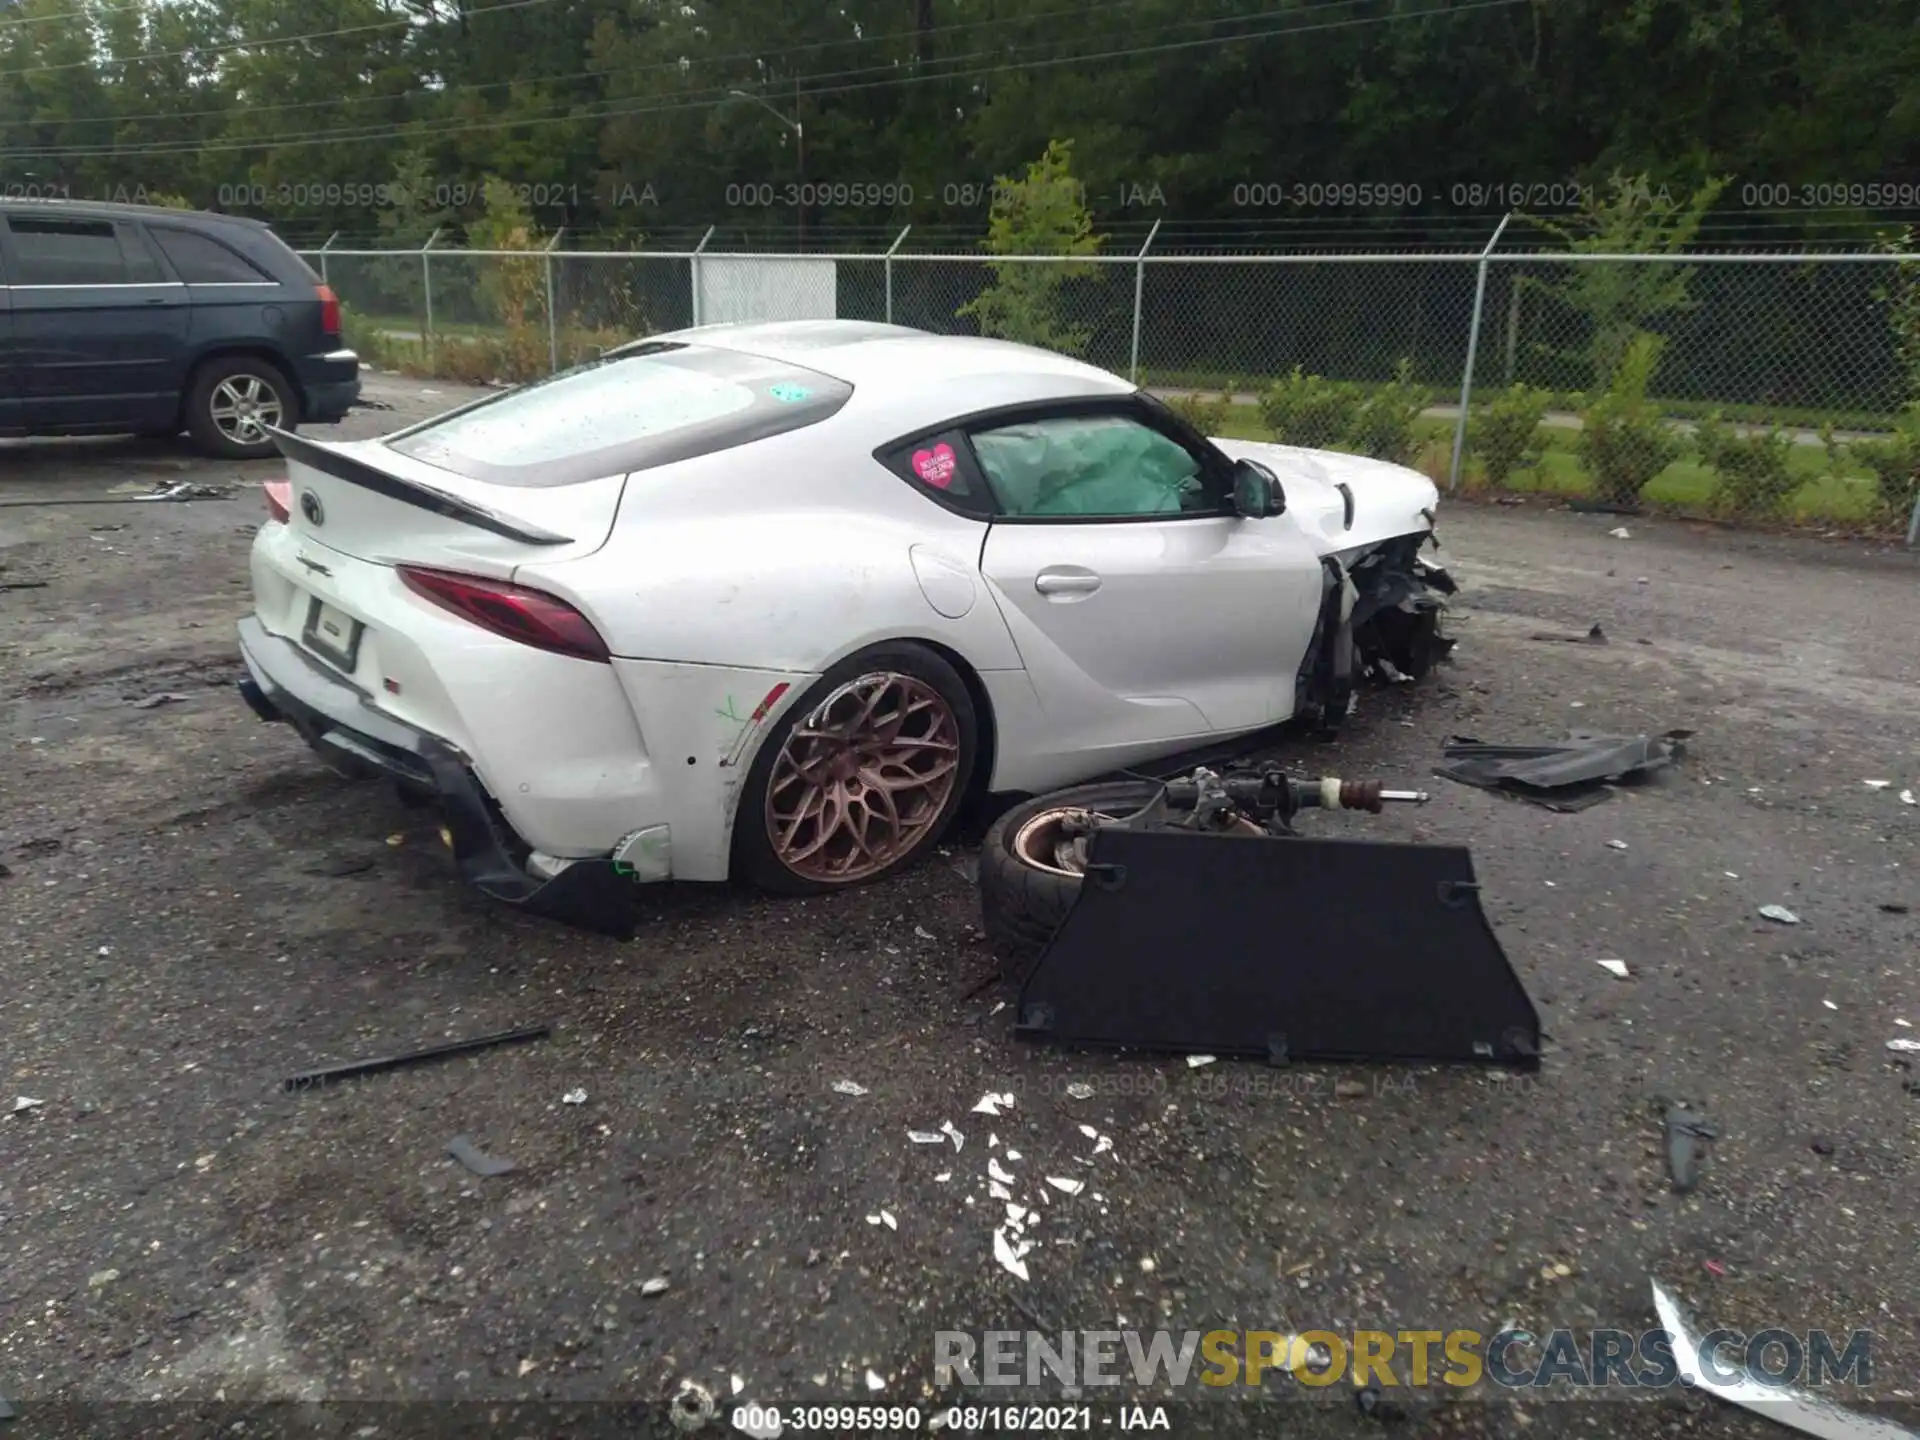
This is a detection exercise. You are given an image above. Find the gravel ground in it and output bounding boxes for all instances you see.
[3,376,1918,1440]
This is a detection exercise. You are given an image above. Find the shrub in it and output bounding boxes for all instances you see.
[1164,391,1231,436]
[1470,383,1552,488]
[1694,412,1801,517]
[1575,333,1683,504]
[1827,403,1920,528]
[1258,366,1364,449]
[1344,359,1429,465]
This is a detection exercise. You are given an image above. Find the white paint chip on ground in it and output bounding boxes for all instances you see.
[732,1374,745,1397]
[1864,780,1893,789]
[1186,1054,1217,1068]
[11,1096,45,1114]
[1606,840,1629,850]
[1596,959,1631,978]
[1609,527,1631,538]
[988,1181,1012,1201]
[971,1092,1014,1117]
[988,1134,999,1149]
[1822,1000,1839,1011]
[1887,1039,1920,1054]
[934,1171,952,1182]
[880,1210,898,1231]
[866,1369,887,1392]
[832,1080,869,1096]
[940,1120,965,1151]
[988,1158,1016,1184]
[1759,905,1801,924]
[1903,790,1917,806]
[914,925,935,940]
[988,1001,1007,1016]
[640,1276,669,1297]
[1078,1123,1100,1140]
[1093,1135,1114,1155]
[1006,1149,1022,1162]
[1065,1082,1094,1100]
[1046,1176,1086,1196]
[1006,1204,1028,1223]
[562,1088,588,1105]
[993,1228,1030,1281]
[908,1130,946,1145]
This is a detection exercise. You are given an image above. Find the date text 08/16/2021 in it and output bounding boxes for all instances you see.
[726,1402,1172,1432]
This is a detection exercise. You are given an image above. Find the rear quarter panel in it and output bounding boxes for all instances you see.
[513,425,1024,676]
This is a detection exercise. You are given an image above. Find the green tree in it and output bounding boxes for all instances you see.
[956,139,1105,355]
[1523,172,1729,391]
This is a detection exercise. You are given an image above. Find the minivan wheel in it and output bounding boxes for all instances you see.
[185,358,299,460]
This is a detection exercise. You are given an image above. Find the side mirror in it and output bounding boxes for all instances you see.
[1231,459,1285,518]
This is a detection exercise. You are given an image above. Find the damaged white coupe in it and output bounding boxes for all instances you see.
[234,321,1455,934]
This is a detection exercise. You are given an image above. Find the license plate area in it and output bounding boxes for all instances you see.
[301,596,364,674]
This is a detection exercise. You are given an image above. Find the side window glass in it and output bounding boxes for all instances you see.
[118,223,165,283]
[4,216,128,284]
[971,413,1210,518]
[150,226,274,283]
[879,429,991,514]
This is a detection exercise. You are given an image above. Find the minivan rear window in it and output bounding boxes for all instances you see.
[382,343,854,487]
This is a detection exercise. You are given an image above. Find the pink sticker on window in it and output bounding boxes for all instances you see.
[912,443,957,489]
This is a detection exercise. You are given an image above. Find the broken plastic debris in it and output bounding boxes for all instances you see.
[1596,959,1631,979]
[1077,1123,1100,1140]
[970,1091,1014,1116]
[731,1374,745,1397]
[988,1134,999,1148]
[1186,1054,1217,1068]
[1609,526,1631,538]
[11,1096,45,1114]
[1823,1000,1839,1011]
[940,1120,965,1151]
[1005,1149,1022,1161]
[933,1171,952,1182]
[1864,780,1893,789]
[1887,1039,1920,1054]
[640,1276,670,1297]
[866,1369,886,1392]
[1006,1204,1028,1223]
[1046,1176,1086,1196]
[1759,905,1801,925]
[988,1181,1012,1201]
[992,1228,1030,1281]
[1093,1135,1113,1155]
[908,1130,946,1145]
[562,1087,587,1105]
[880,1210,897,1231]
[1606,839,1629,850]
[1903,790,1917,806]
[987,1158,1015,1184]
[1065,1082,1094,1100]
[832,1080,869,1096]
[866,1214,882,1225]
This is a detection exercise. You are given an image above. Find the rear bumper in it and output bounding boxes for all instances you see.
[299,350,361,423]
[236,616,638,938]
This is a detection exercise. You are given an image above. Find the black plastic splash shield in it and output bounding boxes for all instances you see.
[1014,827,1541,1067]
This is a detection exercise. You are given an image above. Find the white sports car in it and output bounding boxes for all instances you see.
[236,320,1455,933]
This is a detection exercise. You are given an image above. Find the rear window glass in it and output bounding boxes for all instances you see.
[151,226,273,283]
[383,343,854,487]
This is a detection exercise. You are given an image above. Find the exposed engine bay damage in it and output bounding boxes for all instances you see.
[1296,534,1456,729]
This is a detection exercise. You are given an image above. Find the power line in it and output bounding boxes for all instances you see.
[13,0,1217,128]
[0,0,154,32]
[0,0,566,79]
[6,0,1524,159]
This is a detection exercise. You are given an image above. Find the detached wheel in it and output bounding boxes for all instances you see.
[979,781,1266,961]
[733,643,978,894]
[185,357,299,460]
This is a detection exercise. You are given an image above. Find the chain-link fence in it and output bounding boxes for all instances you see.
[300,241,1920,542]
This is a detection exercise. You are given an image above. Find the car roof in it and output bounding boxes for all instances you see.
[639,321,1135,404]
[0,197,270,230]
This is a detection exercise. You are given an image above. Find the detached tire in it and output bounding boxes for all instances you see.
[732,643,978,895]
[184,357,299,460]
[978,781,1165,962]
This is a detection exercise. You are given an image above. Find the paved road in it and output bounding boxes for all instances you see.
[3,379,1917,1436]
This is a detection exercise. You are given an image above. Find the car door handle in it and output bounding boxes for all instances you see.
[1034,569,1101,596]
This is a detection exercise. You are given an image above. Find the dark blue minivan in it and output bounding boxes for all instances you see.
[0,199,359,459]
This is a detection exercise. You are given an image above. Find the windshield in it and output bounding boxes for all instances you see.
[383,343,853,487]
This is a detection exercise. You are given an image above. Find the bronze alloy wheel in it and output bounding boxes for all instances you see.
[764,670,962,883]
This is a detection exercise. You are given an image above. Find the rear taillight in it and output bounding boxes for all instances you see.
[398,566,610,663]
[316,283,340,337]
[264,477,291,524]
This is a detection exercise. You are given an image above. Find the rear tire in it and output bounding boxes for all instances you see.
[185,357,299,460]
[732,643,978,894]
[978,781,1165,962]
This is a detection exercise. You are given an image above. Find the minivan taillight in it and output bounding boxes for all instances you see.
[316,283,340,338]
[264,477,292,524]
[398,566,611,663]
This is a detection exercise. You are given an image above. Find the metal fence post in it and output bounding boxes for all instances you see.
[1130,219,1161,385]
[421,228,441,369]
[885,224,911,324]
[1907,489,1920,549]
[1449,212,1512,493]
[691,225,715,327]
[545,228,564,374]
[318,231,338,288]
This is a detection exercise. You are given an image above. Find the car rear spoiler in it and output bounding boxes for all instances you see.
[266,426,574,546]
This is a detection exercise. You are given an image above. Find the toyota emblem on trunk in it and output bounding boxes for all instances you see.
[299,490,324,525]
